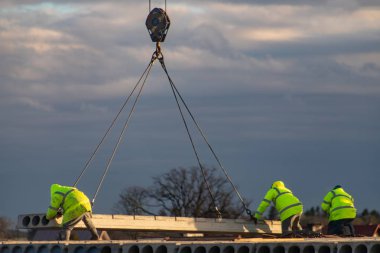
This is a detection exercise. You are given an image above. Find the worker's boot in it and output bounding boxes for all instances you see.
[58,230,71,240]
[343,223,355,236]
[83,212,100,240]
[64,230,71,240]
[89,228,100,240]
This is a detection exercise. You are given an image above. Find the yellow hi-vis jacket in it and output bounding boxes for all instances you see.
[254,182,303,221]
[321,187,356,221]
[46,184,92,225]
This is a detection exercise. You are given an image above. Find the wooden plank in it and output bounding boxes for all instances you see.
[17,213,282,234]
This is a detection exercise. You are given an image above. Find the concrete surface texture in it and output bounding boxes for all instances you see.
[1,238,380,253]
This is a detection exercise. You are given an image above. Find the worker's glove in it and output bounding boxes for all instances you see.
[56,209,63,218]
[251,215,258,225]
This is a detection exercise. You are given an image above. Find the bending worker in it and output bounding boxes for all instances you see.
[321,185,356,236]
[254,181,303,234]
[45,184,99,240]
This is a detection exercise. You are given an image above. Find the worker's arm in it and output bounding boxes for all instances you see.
[46,192,63,220]
[350,194,354,203]
[254,189,274,219]
[321,191,332,214]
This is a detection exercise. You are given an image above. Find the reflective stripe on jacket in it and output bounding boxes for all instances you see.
[254,186,303,221]
[46,184,92,225]
[321,188,356,221]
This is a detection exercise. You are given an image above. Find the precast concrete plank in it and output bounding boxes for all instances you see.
[17,213,282,234]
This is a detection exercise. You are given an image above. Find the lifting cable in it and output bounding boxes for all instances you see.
[156,48,221,218]
[146,2,223,217]
[73,57,157,188]
[149,0,167,12]
[91,53,157,205]
[145,0,252,217]
[73,1,253,217]
[74,51,159,205]
[157,50,253,218]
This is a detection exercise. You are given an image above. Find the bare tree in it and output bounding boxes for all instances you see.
[114,186,156,215]
[114,167,249,218]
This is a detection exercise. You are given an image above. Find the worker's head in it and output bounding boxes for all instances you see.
[333,185,342,190]
[272,181,285,188]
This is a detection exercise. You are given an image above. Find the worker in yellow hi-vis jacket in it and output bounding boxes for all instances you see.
[46,184,99,240]
[254,181,303,235]
[321,185,356,236]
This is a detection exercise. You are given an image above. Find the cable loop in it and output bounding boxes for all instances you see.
[157,51,254,218]
[73,54,158,189]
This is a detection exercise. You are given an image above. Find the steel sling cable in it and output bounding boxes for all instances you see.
[157,55,221,217]
[169,80,253,217]
[158,56,253,217]
[73,57,158,188]
[91,52,158,205]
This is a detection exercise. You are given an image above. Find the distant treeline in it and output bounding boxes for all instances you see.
[303,207,380,225]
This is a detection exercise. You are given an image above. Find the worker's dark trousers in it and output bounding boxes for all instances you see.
[60,212,99,240]
[282,214,303,235]
[327,219,355,236]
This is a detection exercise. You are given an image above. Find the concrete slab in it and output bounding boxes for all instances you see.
[17,214,281,235]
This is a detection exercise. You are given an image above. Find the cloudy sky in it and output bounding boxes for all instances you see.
[1,0,379,222]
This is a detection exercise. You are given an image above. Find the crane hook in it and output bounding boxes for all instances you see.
[146,1,170,43]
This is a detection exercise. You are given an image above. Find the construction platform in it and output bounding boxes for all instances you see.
[1,237,380,253]
[12,214,380,253]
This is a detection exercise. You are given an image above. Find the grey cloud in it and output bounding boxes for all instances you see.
[187,24,231,53]
[247,33,380,59]
[1,0,380,8]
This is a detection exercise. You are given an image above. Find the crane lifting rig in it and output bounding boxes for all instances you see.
[17,1,282,240]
